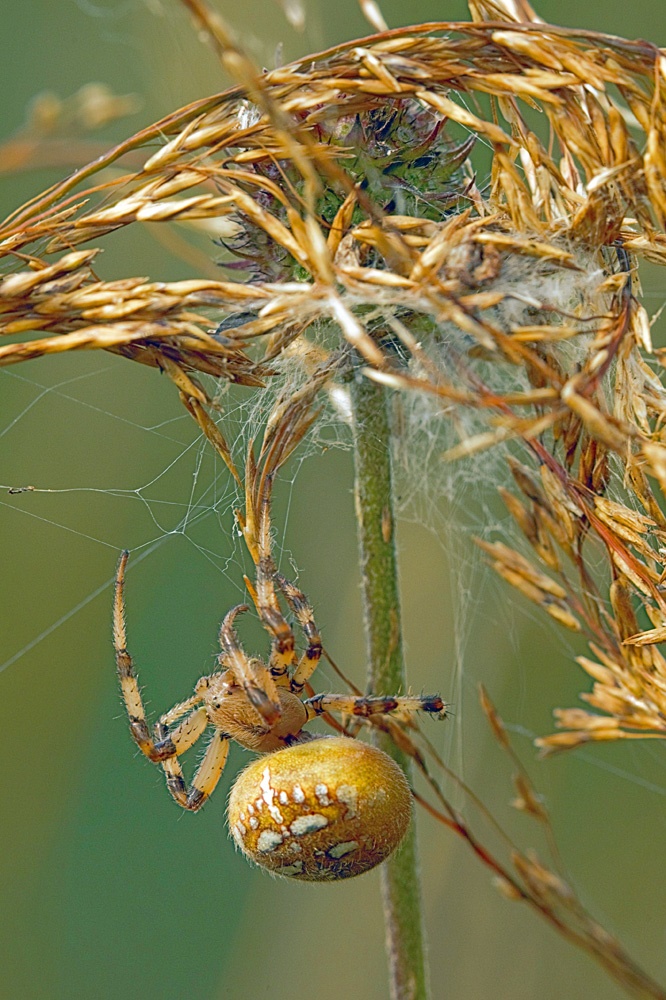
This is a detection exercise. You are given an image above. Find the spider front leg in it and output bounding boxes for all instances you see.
[303,693,448,721]
[149,693,230,810]
[273,572,322,694]
[218,604,282,724]
[250,491,298,686]
[113,550,229,811]
[114,551,187,762]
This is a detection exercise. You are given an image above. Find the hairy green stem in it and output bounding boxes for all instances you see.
[350,368,431,1000]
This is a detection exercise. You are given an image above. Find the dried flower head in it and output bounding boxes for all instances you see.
[2,0,666,767]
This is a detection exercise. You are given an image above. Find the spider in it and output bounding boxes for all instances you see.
[113,513,446,881]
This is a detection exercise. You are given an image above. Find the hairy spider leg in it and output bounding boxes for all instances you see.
[252,491,298,685]
[218,604,282,724]
[273,572,323,694]
[156,693,205,732]
[113,551,197,763]
[159,729,230,812]
[154,704,208,752]
[114,552,233,811]
[303,693,448,721]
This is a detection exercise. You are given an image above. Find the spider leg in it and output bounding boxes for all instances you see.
[252,490,297,686]
[156,693,204,732]
[303,693,448,721]
[160,729,230,812]
[114,552,211,763]
[154,705,209,754]
[114,551,231,811]
[218,604,281,724]
[114,551,196,761]
[273,572,323,694]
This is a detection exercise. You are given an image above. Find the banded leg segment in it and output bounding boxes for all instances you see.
[253,493,297,685]
[114,550,229,812]
[154,706,209,757]
[250,571,296,686]
[304,693,448,721]
[161,729,230,812]
[114,550,203,762]
[274,572,323,694]
[218,605,281,725]
[156,693,204,733]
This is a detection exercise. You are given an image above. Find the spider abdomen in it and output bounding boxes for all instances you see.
[227,737,411,880]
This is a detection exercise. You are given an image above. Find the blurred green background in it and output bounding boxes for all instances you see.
[1,2,666,998]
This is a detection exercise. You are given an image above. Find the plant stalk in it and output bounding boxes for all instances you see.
[350,367,431,1000]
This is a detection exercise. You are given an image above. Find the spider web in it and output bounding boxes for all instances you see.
[0,0,509,763]
[0,314,511,806]
[0,355,345,662]
[1,303,653,769]
[3,173,666,800]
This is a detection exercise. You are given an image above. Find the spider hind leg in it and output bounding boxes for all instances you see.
[304,693,448,721]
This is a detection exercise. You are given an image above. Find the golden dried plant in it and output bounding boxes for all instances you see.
[3,0,666,755]
[4,0,666,996]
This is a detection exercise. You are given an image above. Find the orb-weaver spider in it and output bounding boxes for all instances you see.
[113,400,447,879]
[114,539,446,881]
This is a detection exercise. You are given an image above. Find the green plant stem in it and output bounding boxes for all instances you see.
[350,368,431,1000]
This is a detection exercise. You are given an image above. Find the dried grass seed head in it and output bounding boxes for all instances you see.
[4,6,666,757]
